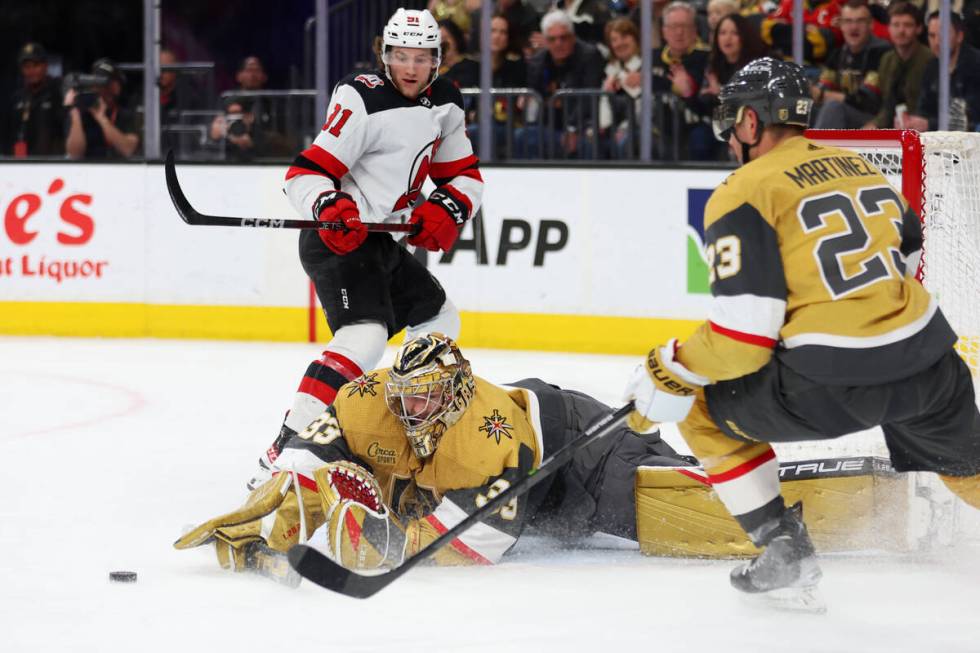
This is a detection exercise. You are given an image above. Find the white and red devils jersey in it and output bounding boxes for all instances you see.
[284,71,483,224]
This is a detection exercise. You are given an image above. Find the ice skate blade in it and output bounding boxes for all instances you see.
[739,585,827,615]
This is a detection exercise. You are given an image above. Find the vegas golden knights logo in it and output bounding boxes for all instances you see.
[347,372,381,397]
[479,409,514,444]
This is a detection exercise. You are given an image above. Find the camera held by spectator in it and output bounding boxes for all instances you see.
[62,71,111,112]
[211,96,291,162]
[64,58,140,159]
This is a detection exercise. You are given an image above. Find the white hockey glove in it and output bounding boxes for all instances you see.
[622,338,709,432]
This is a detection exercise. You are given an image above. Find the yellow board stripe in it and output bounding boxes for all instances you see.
[0,302,702,355]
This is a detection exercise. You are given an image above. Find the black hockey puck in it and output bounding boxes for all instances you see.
[109,571,137,583]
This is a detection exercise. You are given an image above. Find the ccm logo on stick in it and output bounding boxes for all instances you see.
[242,218,285,228]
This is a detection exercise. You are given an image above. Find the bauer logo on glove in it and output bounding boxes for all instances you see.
[623,338,709,432]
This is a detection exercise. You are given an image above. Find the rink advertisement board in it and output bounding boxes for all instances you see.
[0,162,729,351]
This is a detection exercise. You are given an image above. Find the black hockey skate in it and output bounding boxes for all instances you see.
[730,502,825,613]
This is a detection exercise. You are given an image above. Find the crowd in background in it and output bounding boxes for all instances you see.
[4,0,980,163]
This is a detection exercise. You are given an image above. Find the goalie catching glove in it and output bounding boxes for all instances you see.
[623,338,708,432]
[315,460,407,571]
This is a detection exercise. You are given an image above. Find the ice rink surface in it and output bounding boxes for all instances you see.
[1,336,978,653]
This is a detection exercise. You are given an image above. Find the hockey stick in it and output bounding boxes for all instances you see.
[164,150,419,234]
[287,402,634,598]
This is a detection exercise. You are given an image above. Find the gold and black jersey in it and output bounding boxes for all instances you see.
[279,371,544,564]
[677,136,956,385]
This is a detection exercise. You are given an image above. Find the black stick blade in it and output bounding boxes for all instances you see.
[164,149,202,225]
[288,544,399,599]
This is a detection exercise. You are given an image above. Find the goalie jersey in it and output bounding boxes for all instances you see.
[283,71,483,225]
[678,135,957,385]
[274,372,544,565]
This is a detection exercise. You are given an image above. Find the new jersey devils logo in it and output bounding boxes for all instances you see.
[355,74,384,88]
[392,138,440,212]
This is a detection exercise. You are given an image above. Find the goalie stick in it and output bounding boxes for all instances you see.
[287,402,635,598]
[164,150,419,235]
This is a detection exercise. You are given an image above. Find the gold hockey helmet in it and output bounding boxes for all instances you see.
[385,332,475,459]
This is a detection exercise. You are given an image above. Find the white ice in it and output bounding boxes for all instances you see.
[1,336,977,653]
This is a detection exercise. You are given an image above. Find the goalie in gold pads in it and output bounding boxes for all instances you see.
[176,333,693,578]
[622,57,980,606]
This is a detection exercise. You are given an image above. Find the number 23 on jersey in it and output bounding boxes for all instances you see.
[706,185,909,299]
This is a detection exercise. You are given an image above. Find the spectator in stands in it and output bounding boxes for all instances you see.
[907,11,980,131]
[209,96,292,162]
[470,0,544,56]
[518,10,605,158]
[160,48,206,154]
[440,18,480,86]
[600,17,642,157]
[430,0,474,36]
[965,0,980,48]
[652,1,713,160]
[867,2,933,129]
[3,42,64,157]
[698,13,769,112]
[466,13,530,157]
[65,58,140,160]
[628,0,671,50]
[160,48,204,123]
[212,56,271,154]
[811,0,890,129]
[555,0,613,45]
[755,0,841,65]
[707,0,740,35]
[234,56,268,91]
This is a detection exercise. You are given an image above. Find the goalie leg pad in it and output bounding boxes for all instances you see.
[635,458,912,557]
[940,473,980,510]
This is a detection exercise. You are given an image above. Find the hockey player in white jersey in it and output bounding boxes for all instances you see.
[251,8,484,488]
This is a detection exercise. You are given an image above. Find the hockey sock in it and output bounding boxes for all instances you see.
[285,351,363,432]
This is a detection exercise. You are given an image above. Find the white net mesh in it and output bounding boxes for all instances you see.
[919,132,980,381]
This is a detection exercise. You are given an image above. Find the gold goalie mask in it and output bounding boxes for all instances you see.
[385,332,475,458]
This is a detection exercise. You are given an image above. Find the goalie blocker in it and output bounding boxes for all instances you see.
[635,456,965,557]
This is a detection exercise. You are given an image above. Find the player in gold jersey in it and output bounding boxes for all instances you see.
[176,333,691,578]
[623,58,980,603]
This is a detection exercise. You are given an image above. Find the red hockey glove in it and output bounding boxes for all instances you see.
[313,190,367,255]
[408,188,467,252]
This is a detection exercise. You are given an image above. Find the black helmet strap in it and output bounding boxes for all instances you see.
[733,106,764,164]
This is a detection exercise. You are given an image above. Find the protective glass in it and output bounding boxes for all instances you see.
[712,103,744,142]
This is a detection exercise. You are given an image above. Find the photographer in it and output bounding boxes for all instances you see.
[65,58,140,160]
[209,96,290,162]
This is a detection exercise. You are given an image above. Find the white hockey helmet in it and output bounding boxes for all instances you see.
[381,8,442,92]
